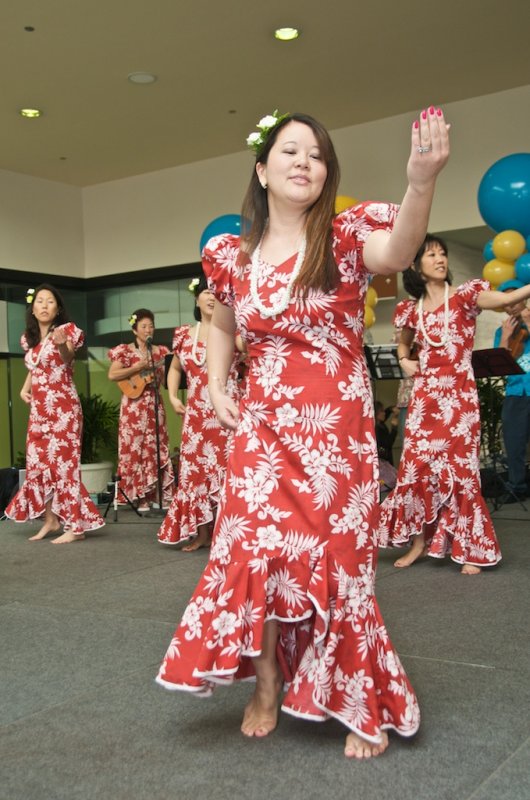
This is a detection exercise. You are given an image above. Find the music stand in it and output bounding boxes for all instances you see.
[472,347,527,511]
[364,345,403,382]
[103,473,143,521]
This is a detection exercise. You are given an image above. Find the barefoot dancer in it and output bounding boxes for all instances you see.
[5,284,104,543]
[157,276,241,551]
[157,107,450,758]
[378,236,530,573]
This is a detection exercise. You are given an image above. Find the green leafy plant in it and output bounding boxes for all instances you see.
[79,393,120,464]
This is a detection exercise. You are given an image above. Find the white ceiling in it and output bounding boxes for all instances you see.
[1,0,530,187]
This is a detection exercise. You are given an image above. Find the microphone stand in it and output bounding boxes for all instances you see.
[144,337,166,518]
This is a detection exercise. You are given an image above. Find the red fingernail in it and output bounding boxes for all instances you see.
[436,108,442,116]
[429,105,435,114]
[413,120,419,129]
[421,110,427,120]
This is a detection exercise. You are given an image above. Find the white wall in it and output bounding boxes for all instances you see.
[0,169,84,276]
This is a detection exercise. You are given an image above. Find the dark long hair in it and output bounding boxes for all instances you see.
[402,234,453,299]
[192,275,209,321]
[25,284,69,348]
[241,113,341,293]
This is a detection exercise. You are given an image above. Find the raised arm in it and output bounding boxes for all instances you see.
[476,284,530,311]
[207,300,239,430]
[363,106,450,275]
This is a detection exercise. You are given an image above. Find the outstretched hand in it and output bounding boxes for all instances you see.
[407,106,450,187]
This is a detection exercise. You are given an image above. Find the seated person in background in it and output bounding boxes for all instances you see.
[494,281,530,502]
[375,401,399,490]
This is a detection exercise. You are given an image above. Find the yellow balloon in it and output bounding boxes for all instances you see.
[335,195,359,214]
[482,259,515,287]
[364,304,376,328]
[366,285,378,308]
[492,230,526,262]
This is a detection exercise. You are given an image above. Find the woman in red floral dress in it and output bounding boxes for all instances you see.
[378,235,530,573]
[6,284,104,543]
[158,277,240,550]
[108,309,174,511]
[157,109,450,758]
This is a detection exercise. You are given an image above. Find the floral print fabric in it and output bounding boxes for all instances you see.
[156,203,420,743]
[378,279,501,566]
[6,323,104,534]
[107,343,174,506]
[158,326,239,544]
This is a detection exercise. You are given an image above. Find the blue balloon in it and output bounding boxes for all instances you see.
[482,239,495,262]
[199,214,242,253]
[478,153,530,237]
[515,253,530,285]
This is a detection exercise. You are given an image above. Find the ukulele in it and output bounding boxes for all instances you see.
[118,359,165,399]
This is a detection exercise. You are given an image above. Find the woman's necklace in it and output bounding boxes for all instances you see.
[28,331,52,368]
[191,322,207,366]
[418,283,450,347]
[250,233,306,318]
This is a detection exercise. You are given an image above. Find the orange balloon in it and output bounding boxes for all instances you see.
[482,259,515,287]
[492,230,526,262]
[366,285,378,308]
[364,305,376,328]
[335,195,359,214]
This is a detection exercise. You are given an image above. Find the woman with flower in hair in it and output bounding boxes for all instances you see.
[377,235,530,573]
[6,284,104,543]
[158,276,241,550]
[108,308,174,511]
[157,108,450,758]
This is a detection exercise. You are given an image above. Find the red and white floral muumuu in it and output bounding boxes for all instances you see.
[107,344,174,507]
[6,323,104,535]
[158,326,239,545]
[156,204,420,744]
[378,279,501,567]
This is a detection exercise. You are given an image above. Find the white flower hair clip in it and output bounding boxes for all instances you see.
[246,110,289,155]
[128,313,137,327]
[188,277,200,292]
[26,288,35,304]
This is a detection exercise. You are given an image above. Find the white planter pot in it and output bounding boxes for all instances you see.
[80,461,113,494]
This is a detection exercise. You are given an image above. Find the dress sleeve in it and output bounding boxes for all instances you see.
[108,343,131,366]
[333,201,400,272]
[60,322,84,350]
[458,279,490,319]
[393,299,416,331]
[20,334,29,352]
[201,233,240,307]
[172,326,189,354]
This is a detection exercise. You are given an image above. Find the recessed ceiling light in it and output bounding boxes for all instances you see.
[128,72,157,85]
[19,108,42,118]
[274,27,300,41]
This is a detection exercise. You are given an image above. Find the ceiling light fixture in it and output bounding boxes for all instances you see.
[19,108,42,118]
[128,72,157,85]
[274,27,300,41]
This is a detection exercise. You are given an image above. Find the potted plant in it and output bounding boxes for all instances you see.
[79,393,120,494]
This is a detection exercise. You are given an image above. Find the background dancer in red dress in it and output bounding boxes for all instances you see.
[6,284,104,543]
[108,309,174,512]
[378,235,530,573]
[157,107,450,759]
[158,277,240,550]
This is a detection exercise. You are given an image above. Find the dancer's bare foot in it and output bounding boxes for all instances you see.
[182,527,211,552]
[394,541,428,568]
[344,731,389,759]
[29,522,61,541]
[51,532,85,544]
[461,564,481,575]
[241,673,282,738]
